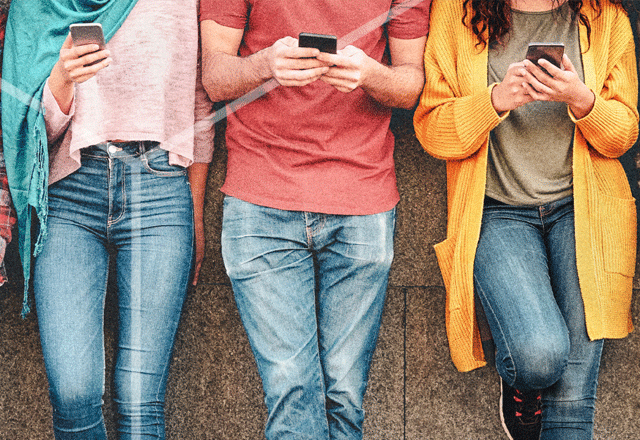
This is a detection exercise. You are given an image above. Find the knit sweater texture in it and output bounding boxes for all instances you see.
[414,0,639,373]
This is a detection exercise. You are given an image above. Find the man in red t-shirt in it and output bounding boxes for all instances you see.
[200,1,429,437]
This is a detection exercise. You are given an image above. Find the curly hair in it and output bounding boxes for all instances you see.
[462,0,632,49]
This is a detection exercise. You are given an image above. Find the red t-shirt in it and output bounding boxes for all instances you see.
[201,0,430,215]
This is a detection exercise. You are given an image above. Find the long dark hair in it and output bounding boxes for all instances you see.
[462,0,632,48]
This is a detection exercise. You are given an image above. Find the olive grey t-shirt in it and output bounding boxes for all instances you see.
[486,3,583,206]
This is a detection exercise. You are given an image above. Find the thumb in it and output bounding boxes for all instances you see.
[62,32,74,49]
[561,54,576,73]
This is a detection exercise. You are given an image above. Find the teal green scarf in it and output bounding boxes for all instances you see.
[1,0,138,316]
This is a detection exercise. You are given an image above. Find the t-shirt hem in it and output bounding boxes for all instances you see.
[221,188,399,216]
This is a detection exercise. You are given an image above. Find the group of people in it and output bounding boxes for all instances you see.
[0,0,637,439]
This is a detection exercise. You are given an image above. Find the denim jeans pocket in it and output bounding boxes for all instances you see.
[141,149,187,176]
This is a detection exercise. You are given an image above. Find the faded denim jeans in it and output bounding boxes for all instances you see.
[474,196,603,440]
[221,196,396,440]
[34,142,193,439]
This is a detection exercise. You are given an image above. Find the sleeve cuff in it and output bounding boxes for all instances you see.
[43,78,75,127]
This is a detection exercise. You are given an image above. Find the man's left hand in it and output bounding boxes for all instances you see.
[316,45,374,93]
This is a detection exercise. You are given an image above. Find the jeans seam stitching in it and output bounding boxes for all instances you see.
[473,276,518,385]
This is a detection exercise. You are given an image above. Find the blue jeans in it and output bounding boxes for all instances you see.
[221,197,396,440]
[34,142,193,439]
[473,196,603,440]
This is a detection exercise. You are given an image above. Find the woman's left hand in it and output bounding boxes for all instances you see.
[523,54,595,119]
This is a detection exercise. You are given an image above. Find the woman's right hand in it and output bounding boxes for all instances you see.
[48,33,111,114]
[491,61,535,115]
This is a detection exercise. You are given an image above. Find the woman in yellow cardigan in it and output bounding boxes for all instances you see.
[414,0,638,439]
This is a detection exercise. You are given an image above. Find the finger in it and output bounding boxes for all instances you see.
[338,45,359,57]
[80,49,110,65]
[283,46,322,60]
[62,33,73,50]
[276,66,328,86]
[285,57,331,70]
[524,74,554,95]
[524,60,555,85]
[192,261,202,286]
[321,66,359,82]
[67,52,110,76]
[70,43,105,59]
[319,75,355,92]
[522,81,548,101]
[278,36,298,48]
[560,54,577,74]
[316,52,349,67]
[70,57,112,82]
[537,59,563,77]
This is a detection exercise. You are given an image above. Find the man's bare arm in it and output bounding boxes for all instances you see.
[201,20,330,102]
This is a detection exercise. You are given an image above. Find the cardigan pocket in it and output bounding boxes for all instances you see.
[599,193,636,277]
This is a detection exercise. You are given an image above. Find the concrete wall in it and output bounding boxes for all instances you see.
[1,110,638,439]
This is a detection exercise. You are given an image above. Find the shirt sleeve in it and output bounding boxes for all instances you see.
[200,0,249,29]
[387,0,431,39]
[42,78,75,144]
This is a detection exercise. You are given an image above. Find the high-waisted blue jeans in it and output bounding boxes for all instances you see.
[34,142,193,439]
[473,196,603,440]
[221,196,396,440]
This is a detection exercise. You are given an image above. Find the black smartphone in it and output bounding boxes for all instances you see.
[298,32,337,54]
[69,23,106,66]
[525,43,565,74]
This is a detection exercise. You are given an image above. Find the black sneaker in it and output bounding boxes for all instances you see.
[500,379,542,440]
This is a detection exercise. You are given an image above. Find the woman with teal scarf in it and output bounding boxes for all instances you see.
[2,0,215,438]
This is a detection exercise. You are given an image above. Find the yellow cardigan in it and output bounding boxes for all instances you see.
[414,0,639,373]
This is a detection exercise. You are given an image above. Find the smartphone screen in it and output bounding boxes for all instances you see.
[298,32,337,54]
[525,43,565,72]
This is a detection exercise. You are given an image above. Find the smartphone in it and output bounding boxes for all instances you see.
[69,23,106,66]
[525,43,565,74]
[298,32,337,54]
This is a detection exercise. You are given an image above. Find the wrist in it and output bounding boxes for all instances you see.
[48,63,75,115]
[569,87,595,119]
[256,46,275,81]
[491,84,508,115]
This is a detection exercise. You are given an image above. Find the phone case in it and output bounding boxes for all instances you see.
[298,32,337,54]
[70,23,106,49]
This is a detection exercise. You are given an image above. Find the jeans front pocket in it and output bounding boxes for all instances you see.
[141,148,187,177]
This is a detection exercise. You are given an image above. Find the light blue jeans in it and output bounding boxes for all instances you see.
[34,142,193,439]
[221,196,396,440]
[473,196,603,440]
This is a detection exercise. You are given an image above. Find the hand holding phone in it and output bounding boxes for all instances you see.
[70,23,106,66]
[525,43,564,75]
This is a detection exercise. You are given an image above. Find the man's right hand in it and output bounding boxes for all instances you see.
[267,36,329,87]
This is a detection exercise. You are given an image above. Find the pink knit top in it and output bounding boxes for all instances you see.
[43,0,215,185]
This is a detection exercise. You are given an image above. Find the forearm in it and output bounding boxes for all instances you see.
[188,162,210,223]
[414,84,506,160]
[202,49,272,102]
[47,62,75,115]
[42,78,74,143]
[361,60,425,109]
